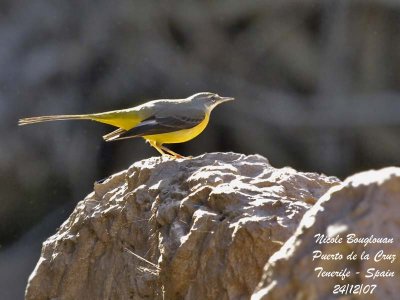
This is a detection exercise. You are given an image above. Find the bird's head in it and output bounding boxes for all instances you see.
[189,92,234,111]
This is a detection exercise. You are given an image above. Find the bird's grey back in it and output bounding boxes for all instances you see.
[135,98,205,120]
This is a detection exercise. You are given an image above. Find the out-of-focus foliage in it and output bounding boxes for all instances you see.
[1,0,400,297]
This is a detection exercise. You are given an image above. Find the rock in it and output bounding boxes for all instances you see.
[25,152,339,300]
[253,167,400,300]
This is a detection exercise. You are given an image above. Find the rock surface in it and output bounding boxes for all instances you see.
[253,167,400,300]
[25,152,339,300]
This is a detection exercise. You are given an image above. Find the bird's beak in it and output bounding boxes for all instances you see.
[219,96,235,103]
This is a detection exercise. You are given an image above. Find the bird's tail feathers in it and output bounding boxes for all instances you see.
[18,114,90,126]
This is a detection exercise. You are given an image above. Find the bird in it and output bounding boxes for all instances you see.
[18,92,234,158]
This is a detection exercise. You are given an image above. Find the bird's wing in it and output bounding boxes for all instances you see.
[107,111,205,141]
[103,127,127,141]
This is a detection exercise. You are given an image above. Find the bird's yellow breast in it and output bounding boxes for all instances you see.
[144,113,210,144]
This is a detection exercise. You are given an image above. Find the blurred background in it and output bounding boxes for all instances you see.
[1,0,400,298]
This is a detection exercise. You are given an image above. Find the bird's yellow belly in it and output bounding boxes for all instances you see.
[144,114,210,144]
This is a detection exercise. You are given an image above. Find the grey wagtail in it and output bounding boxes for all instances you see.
[18,92,234,158]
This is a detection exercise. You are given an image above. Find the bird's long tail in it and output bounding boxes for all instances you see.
[18,114,91,126]
[19,110,141,134]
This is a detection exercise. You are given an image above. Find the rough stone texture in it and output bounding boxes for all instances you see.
[253,167,400,300]
[25,152,338,300]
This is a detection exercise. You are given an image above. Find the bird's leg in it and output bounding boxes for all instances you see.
[147,140,185,159]
[148,140,169,156]
[160,145,186,159]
